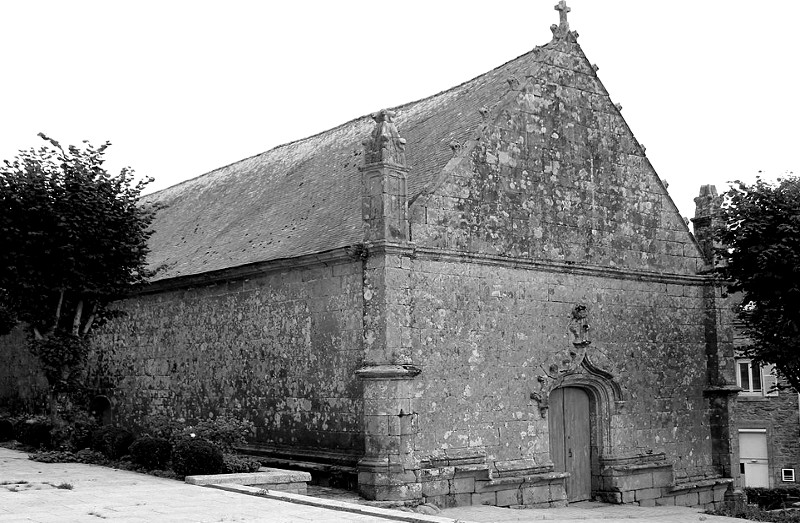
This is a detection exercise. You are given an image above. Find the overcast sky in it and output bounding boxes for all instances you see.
[1,1,797,225]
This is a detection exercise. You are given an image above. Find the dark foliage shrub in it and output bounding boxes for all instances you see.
[138,414,185,442]
[711,503,800,523]
[129,436,172,470]
[51,409,98,451]
[172,439,224,476]
[0,419,14,441]
[222,453,261,473]
[181,417,254,452]
[90,426,134,459]
[29,449,108,465]
[746,486,800,510]
[16,417,53,448]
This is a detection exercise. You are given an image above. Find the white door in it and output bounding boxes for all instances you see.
[740,430,769,488]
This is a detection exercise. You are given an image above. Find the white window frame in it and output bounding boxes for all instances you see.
[736,359,779,397]
[782,469,796,482]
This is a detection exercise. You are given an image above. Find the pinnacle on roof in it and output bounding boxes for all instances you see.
[362,109,408,169]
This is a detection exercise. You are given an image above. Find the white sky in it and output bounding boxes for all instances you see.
[1,1,798,225]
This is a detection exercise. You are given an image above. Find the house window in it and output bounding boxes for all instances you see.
[738,360,762,394]
[782,469,796,482]
[736,359,779,397]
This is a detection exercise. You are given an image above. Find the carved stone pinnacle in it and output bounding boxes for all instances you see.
[362,109,407,168]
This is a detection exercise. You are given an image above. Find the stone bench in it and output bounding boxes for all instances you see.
[185,467,312,494]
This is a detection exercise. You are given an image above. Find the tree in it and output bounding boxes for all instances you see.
[0,133,157,409]
[714,175,800,392]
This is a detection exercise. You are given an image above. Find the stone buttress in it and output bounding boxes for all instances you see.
[356,109,422,501]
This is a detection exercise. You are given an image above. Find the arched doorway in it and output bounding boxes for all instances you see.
[549,386,592,501]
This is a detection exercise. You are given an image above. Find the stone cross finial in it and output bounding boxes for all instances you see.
[554,0,570,31]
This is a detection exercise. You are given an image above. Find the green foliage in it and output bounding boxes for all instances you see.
[0,419,13,441]
[90,425,134,459]
[29,449,108,465]
[181,417,254,452]
[29,334,89,393]
[0,134,157,399]
[711,503,800,523]
[715,175,800,392]
[222,453,261,474]
[136,414,185,442]
[129,436,172,470]
[50,408,98,451]
[745,486,800,510]
[171,439,224,476]
[15,416,53,448]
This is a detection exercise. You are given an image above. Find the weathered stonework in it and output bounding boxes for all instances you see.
[0,2,741,511]
[88,254,366,456]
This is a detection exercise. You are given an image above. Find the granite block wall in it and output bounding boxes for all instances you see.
[738,392,800,487]
[407,256,716,482]
[0,326,48,413]
[88,258,365,452]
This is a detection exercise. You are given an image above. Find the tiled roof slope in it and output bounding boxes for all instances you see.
[144,37,588,281]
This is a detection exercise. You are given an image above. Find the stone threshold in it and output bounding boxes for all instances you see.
[204,483,458,523]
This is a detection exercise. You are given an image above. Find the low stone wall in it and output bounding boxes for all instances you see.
[598,453,731,509]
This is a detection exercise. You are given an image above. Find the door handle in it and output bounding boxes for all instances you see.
[568,448,573,458]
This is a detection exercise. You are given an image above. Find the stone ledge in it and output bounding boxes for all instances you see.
[185,467,311,486]
[205,484,454,523]
[602,461,671,473]
[669,477,733,493]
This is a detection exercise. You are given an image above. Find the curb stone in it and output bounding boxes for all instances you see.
[204,483,472,523]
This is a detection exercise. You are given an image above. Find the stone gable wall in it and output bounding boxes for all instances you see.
[411,59,702,275]
[407,256,715,482]
[88,258,365,451]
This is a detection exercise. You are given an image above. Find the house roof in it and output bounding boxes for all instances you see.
[144,31,598,282]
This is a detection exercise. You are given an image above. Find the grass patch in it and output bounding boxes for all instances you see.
[55,482,73,490]
[0,480,29,485]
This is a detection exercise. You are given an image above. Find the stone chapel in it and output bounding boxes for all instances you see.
[1,3,742,509]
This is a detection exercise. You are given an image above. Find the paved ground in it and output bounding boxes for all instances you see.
[0,447,753,522]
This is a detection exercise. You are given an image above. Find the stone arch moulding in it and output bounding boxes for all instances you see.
[530,352,624,424]
[550,354,624,457]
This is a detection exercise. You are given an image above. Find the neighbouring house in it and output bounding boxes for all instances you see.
[734,326,800,489]
[0,3,743,509]
[692,185,800,491]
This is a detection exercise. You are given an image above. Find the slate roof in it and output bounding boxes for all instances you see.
[144,35,591,281]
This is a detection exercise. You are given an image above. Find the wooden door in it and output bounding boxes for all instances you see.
[549,387,592,501]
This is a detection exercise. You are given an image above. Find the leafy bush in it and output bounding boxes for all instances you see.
[137,414,185,442]
[181,417,254,452]
[90,426,134,459]
[746,487,800,510]
[222,453,261,474]
[50,409,98,451]
[171,439,224,476]
[129,436,172,470]
[16,417,53,448]
[29,449,108,465]
[0,419,14,441]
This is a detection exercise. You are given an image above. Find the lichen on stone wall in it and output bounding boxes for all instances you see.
[88,259,366,452]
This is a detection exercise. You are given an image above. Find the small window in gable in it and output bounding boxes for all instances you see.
[783,469,795,482]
